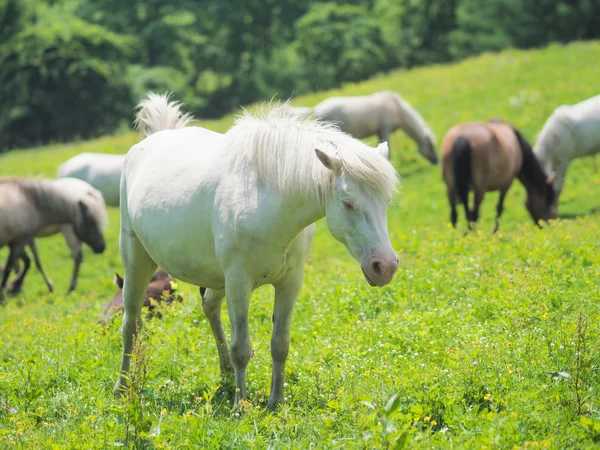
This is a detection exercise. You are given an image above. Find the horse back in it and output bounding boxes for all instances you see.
[441,122,521,192]
[313,95,388,138]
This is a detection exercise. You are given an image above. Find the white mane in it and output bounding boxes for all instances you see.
[224,104,399,200]
[384,91,436,142]
[134,93,194,137]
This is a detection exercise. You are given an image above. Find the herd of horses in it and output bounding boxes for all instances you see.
[1,90,599,410]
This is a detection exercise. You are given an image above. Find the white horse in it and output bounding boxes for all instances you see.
[114,94,400,410]
[58,153,124,207]
[534,95,600,208]
[302,91,438,163]
[0,177,107,301]
[57,94,193,208]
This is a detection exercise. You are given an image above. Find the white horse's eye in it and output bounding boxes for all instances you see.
[342,200,355,210]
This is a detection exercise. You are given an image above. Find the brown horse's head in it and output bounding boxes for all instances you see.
[512,127,558,225]
[525,178,558,225]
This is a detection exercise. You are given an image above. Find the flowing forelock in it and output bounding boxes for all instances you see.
[223,104,399,200]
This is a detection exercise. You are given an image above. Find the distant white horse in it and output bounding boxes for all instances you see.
[534,95,600,208]
[293,91,437,163]
[57,94,193,208]
[58,153,124,207]
[0,177,107,301]
[114,94,399,410]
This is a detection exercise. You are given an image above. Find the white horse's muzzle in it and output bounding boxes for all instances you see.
[361,251,399,287]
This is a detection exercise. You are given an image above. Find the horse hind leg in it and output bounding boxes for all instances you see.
[446,186,458,228]
[113,229,157,397]
[471,189,485,226]
[1,241,27,303]
[201,288,232,375]
[7,249,31,295]
[493,189,508,233]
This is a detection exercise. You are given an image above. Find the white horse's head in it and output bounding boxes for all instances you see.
[315,143,398,287]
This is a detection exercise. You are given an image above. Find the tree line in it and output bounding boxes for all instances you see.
[1,0,599,150]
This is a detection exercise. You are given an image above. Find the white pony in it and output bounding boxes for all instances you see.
[534,95,600,208]
[114,94,400,410]
[292,91,438,163]
[58,153,124,207]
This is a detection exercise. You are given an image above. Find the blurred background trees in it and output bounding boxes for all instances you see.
[1,0,599,150]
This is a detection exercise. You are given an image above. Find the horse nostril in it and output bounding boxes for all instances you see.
[372,261,382,275]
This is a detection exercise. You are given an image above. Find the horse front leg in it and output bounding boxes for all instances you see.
[268,266,304,410]
[224,269,253,406]
[1,241,26,303]
[28,239,53,293]
[113,230,157,397]
[61,226,82,293]
[201,288,233,375]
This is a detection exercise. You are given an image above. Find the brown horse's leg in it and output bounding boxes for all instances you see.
[447,187,458,227]
[493,189,508,233]
[470,190,485,227]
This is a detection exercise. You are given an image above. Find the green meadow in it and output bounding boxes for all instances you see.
[2,41,600,448]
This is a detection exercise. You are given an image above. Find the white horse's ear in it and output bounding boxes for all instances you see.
[376,142,389,159]
[315,148,341,174]
[547,172,557,184]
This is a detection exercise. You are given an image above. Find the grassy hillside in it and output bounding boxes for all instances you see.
[2,41,600,448]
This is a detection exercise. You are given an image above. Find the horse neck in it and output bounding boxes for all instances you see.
[258,190,324,246]
[391,96,429,145]
[26,181,79,227]
[517,150,545,195]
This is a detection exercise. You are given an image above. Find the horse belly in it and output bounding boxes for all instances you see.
[90,170,122,206]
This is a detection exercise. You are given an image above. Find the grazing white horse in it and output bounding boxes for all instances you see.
[58,153,124,207]
[534,95,600,208]
[114,94,400,410]
[295,91,438,163]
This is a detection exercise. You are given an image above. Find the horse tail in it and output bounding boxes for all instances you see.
[134,92,194,136]
[452,135,472,209]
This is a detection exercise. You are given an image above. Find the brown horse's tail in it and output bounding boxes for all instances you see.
[452,135,472,210]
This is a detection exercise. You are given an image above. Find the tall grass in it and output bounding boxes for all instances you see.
[1,41,600,448]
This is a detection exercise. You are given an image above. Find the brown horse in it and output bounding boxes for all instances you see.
[441,119,557,232]
[97,269,182,326]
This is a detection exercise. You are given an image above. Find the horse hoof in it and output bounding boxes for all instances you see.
[267,398,281,412]
[7,285,22,296]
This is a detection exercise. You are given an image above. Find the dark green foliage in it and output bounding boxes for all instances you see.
[1,0,600,150]
[0,3,134,150]
[295,3,386,84]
